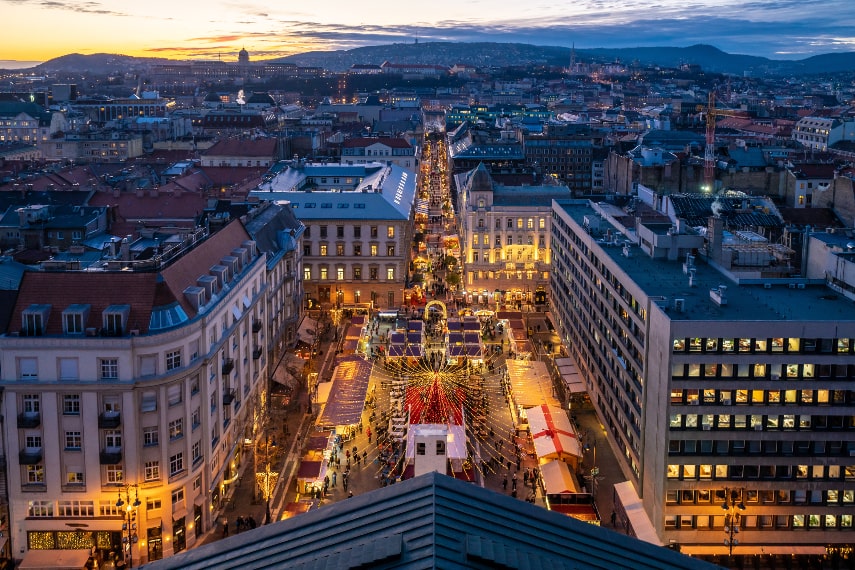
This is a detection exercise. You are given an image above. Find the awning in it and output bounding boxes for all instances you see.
[18,549,92,570]
[297,317,318,345]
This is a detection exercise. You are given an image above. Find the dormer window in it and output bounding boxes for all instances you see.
[22,304,51,336]
[102,305,130,336]
[62,304,90,335]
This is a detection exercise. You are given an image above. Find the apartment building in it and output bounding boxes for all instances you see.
[251,162,416,311]
[0,220,268,564]
[455,163,570,303]
[340,137,416,171]
[550,198,855,559]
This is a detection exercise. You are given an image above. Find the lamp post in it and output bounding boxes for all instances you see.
[255,429,279,525]
[722,488,746,560]
[116,483,141,568]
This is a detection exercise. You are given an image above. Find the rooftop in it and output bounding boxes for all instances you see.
[556,199,855,323]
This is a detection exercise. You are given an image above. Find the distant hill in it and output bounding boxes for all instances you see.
[276,42,855,75]
[35,53,170,73]
[20,43,855,76]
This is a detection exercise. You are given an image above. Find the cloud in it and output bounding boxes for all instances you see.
[1,0,128,16]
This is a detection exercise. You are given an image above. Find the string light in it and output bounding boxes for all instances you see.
[360,315,514,484]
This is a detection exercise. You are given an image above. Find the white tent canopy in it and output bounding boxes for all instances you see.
[526,404,583,461]
[541,458,581,495]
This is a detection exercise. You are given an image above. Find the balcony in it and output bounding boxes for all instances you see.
[17,412,41,429]
[98,412,121,429]
[19,449,43,465]
[99,447,122,465]
[252,347,263,360]
[252,320,262,333]
[221,358,235,375]
[223,389,236,406]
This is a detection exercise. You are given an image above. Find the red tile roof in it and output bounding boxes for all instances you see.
[9,271,162,335]
[202,138,277,158]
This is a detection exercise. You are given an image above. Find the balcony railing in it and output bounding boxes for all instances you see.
[252,347,263,360]
[99,447,122,465]
[19,449,43,465]
[17,412,41,429]
[252,320,262,333]
[221,358,235,375]
[98,412,121,429]
[223,389,236,406]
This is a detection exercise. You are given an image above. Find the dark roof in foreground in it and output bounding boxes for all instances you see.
[141,472,716,570]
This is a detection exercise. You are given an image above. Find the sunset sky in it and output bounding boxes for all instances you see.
[2,0,854,65]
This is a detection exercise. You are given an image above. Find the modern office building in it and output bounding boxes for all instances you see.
[0,220,268,565]
[550,197,855,559]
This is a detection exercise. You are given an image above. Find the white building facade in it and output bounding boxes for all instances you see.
[0,221,268,564]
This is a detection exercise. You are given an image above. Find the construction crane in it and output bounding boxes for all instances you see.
[697,92,749,191]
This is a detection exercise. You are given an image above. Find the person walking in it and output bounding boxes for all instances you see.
[502,475,508,490]
[222,517,229,537]
[332,471,337,488]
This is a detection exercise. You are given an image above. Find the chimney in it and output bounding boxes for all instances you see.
[120,236,131,261]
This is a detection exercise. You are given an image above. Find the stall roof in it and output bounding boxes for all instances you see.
[388,345,405,357]
[405,345,423,357]
[527,405,583,460]
[306,431,334,452]
[463,332,481,345]
[614,481,661,546]
[448,345,466,357]
[407,320,424,332]
[297,460,323,480]
[316,356,372,428]
[507,360,560,408]
[465,346,482,357]
[541,459,581,495]
[390,332,407,345]
[447,332,464,345]
[345,325,363,340]
[406,332,423,344]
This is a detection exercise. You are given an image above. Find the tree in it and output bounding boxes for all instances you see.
[445,271,461,287]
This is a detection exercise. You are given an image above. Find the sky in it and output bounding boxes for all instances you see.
[2,0,854,65]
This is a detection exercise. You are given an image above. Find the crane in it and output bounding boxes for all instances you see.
[697,91,749,191]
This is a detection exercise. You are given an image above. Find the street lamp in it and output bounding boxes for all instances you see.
[255,430,279,525]
[722,488,746,559]
[115,484,141,568]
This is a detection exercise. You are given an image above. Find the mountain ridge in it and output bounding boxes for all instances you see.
[21,43,855,76]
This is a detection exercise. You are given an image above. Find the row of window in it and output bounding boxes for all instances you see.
[668,438,855,457]
[23,450,190,486]
[666,463,855,482]
[472,234,547,247]
[473,217,547,230]
[305,243,395,257]
[670,388,851,406]
[26,483,193,518]
[306,224,394,239]
[668,413,854,431]
[671,361,855,381]
[673,337,855,354]
[304,265,395,281]
[664,513,853,531]
[666,488,854,507]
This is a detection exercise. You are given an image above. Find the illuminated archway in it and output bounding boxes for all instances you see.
[423,300,447,320]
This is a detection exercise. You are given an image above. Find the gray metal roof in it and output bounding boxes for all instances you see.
[142,472,717,570]
[556,200,855,323]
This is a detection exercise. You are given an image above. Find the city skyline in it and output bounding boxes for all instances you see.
[2,0,854,67]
